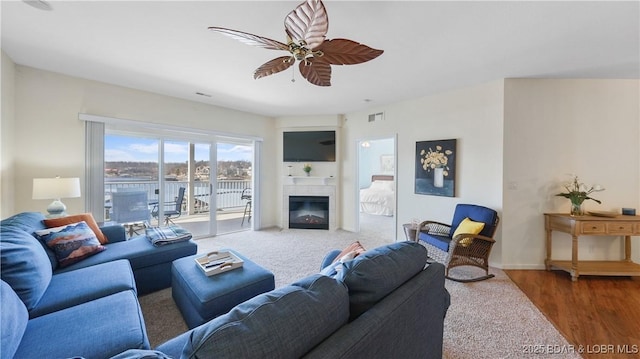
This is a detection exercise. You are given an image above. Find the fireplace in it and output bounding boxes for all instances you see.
[289,196,329,230]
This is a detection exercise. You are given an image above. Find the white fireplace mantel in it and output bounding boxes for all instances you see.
[283,176,335,185]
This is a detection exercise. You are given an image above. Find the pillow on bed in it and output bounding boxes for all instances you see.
[370,180,393,191]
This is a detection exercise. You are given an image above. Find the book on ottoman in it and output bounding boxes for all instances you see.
[195,251,244,276]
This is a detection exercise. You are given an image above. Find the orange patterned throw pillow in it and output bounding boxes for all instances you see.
[36,221,106,267]
[44,213,108,244]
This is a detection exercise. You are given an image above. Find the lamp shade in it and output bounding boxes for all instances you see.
[32,177,81,200]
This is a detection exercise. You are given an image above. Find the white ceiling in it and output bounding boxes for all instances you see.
[2,1,639,118]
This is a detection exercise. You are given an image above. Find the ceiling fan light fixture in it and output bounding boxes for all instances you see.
[208,0,383,87]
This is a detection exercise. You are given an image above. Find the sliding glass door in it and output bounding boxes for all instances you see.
[104,135,159,230]
[104,133,254,237]
[215,139,253,234]
[159,140,213,237]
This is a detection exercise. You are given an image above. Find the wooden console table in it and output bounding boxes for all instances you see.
[544,213,640,281]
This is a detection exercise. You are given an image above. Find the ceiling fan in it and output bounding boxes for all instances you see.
[208,0,383,87]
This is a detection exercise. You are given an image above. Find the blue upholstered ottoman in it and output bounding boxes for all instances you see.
[171,250,275,329]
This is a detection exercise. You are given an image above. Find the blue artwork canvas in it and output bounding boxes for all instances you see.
[415,139,456,197]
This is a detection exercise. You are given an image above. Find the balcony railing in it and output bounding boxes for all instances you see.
[104,180,251,219]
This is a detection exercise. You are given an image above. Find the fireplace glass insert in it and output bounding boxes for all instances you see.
[289,195,329,230]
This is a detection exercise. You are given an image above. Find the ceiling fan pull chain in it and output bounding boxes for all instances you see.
[291,65,296,83]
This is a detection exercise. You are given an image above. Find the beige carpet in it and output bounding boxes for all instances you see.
[138,214,580,358]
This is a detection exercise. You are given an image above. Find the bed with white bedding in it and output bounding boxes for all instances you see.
[359,175,395,216]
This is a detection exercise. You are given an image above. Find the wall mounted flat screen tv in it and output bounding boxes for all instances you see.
[283,131,336,162]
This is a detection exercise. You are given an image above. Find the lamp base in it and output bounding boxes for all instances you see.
[46,199,67,218]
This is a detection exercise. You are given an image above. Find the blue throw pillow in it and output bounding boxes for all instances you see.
[35,221,106,268]
[183,274,349,359]
[0,226,53,311]
[335,241,428,320]
[1,280,29,359]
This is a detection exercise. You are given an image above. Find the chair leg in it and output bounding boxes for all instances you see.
[242,201,251,226]
[445,265,495,283]
[446,273,495,283]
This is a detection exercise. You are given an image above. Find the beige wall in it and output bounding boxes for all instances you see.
[4,62,638,268]
[342,81,505,266]
[1,51,16,217]
[342,78,639,269]
[9,65,279,227]
[503,79,640,267]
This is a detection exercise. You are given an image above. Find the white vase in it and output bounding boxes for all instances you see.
[433,167,444,188]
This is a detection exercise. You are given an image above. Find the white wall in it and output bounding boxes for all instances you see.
[342,81,505,265]
[503,79,640,267]
[9,66,279,227]
[1,51,16,217]
[274,115,343,228]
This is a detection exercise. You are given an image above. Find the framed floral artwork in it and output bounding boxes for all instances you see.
[415,139,456,197]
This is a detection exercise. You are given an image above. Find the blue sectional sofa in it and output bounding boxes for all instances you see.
[2,210,449,358]
[0,212,197,359]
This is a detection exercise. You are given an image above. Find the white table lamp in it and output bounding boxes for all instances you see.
[32,177,81,218]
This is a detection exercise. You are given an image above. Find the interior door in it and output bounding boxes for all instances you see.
[356,136,397,239]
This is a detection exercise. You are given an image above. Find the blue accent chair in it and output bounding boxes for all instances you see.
[416,204,499,282]
[152,187,185,226]
[111,190,151,236]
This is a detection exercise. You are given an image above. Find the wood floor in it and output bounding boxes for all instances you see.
[505,270,640,358]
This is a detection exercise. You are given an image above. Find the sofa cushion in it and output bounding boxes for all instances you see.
[1,280,29,359]
[335,241,428,320]
[29,259,137,318]
[14,290,150,359]
[54,235,194,274]
[173,274,349,359]
[35,221,107,268]
[449,204,498,238]
[44,213,108,244]
[418,231,451,252]
[0,226,53,311]
[0,212,58,269]
[0,211,47,232]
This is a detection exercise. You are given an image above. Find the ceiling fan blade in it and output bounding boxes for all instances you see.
[317,38,384,65]
[208,27,289,51]
[299,59,331,87]
[284,0,328,50]
[254,56,295,79]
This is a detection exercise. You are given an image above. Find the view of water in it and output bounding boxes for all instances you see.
[105,178,250,210]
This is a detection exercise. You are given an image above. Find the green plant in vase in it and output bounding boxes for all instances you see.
[303,163,312,176]
[556,175,604,216]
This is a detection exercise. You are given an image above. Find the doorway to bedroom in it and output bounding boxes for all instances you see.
[357,136,396,240]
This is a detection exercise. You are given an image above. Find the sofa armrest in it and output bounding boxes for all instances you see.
[100,224,127,243]
[320,249,342,270]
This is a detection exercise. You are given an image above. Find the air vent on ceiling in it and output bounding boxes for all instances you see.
[368,112,384,123]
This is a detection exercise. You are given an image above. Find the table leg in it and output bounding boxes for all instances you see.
[545,228,552,271]
[624,235,631,262]
[571,234,579,281]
